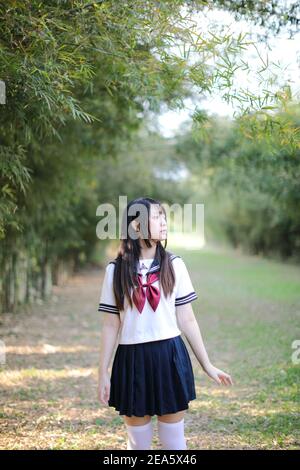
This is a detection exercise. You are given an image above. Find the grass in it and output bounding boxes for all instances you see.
[176,244,300,449]
[0,242,299,449]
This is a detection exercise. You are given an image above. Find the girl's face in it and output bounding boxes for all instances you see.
[149,204,167,242]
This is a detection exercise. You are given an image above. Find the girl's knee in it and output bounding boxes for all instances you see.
[157,415,187,450]
[123,414,152,426]
[157,410,186,423]
[125,418,154,450]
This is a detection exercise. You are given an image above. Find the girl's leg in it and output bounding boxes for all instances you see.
[123,415,153,450]
[124,415,152,426]
[157,410,187,450]
[157,410,185,423]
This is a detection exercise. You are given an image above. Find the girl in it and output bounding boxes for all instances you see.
[97,197,233,450]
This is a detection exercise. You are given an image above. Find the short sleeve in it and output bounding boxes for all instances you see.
[98,263,120,315]
[174,257,198,306]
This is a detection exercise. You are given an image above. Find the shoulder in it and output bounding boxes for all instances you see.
[168,252,184,267]
[169,254,191,277]
[168,253,187,277]
[166,250,181,263]
[104,260,117,275]
[107,260,117,267]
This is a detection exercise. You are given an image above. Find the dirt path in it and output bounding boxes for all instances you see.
[0,266,122,450]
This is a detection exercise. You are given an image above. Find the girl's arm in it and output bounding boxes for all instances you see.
[176,303,233,386]
[98,313,121,377]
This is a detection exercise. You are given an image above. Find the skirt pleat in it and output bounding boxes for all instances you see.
[108,334,196,417]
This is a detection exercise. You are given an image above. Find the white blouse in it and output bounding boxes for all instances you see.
[98,254,198,344]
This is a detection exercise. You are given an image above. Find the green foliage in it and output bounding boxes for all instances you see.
[176,104,300,260]
[213,0,299,39]
[0,1,299,311]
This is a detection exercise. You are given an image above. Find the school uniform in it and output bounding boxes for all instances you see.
[98,253,198,417]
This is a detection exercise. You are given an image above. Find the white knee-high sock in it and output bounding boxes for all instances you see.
[157,418,187,450]
[126,420,154,450]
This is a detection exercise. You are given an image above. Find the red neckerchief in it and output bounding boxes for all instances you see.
[132,259,160,313]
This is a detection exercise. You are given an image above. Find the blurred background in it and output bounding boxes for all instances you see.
[1,1,299,311]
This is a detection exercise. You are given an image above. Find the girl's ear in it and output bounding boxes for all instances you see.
[130,219,140,232]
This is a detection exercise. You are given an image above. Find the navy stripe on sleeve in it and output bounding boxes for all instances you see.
[98,302,120,314]
[175,292,198,306]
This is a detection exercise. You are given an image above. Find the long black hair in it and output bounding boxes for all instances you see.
[113,197,176,310]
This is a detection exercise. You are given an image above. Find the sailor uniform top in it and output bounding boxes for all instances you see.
[98,254,198,345]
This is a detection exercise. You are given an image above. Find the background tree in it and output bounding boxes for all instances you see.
[0,0,298,312]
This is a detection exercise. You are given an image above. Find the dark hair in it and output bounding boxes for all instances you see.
[113,197,176,310]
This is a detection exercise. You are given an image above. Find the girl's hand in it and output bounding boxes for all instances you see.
[203,363,233,386]
[98,371,111,406]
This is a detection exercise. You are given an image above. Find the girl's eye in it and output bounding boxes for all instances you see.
[152,213,166,220]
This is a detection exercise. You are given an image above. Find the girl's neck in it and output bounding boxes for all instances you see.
[139,251,156,260]
[139,241,157,260]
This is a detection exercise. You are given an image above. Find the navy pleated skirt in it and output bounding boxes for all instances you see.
[108,334,196,417]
